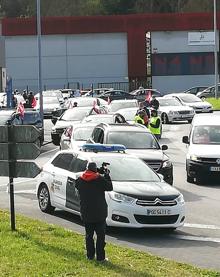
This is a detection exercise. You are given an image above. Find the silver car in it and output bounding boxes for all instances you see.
[158,97,195,124]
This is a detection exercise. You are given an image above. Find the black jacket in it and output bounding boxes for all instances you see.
[75,170,113,223]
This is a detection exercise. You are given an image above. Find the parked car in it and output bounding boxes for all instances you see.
[81,113,127,125]
[35,96,62,118]
[130,89,163,102]
[157,97,195,124]
[51,106,92,145]
[36,144,185,229]
[51,97,108,124]
[87,123,173,184]
[182,86,208,95]
[60,123,97,150]
[182,113,220,184]
[107,99,139,113]
[164,93,213,113]
[82,88,114,97]
[0,92,7,107]
[196,84,220,99]
[0,108,44,145]
[98,90,134,101]
[35,90,64,105]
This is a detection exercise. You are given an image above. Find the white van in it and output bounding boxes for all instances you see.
[182,113,220,184]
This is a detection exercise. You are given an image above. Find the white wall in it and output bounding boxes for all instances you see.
[5,33,128,91]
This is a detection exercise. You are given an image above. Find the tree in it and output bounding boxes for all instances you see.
[100,0,136,15]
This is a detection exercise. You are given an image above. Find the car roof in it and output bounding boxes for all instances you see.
[192,114,220,126]
[110,99,137,103]
[97,123,150,132]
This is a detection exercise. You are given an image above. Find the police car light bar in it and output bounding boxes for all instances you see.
[81,143,126,153]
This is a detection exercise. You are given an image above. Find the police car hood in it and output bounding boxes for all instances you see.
[111,181,179,198]
[126,149,165,161]
[188,144,220,158]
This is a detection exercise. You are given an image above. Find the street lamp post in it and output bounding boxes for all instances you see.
[37,0,43,120]
[214,0,219,99]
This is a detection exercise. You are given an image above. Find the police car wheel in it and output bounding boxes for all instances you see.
[38,184,55,213]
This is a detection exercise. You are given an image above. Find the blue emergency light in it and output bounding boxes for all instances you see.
[81,143,126,153]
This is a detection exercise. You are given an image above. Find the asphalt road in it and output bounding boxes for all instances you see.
[0,117,220,271]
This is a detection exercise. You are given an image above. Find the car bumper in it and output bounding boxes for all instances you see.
[187,160,220,179]
[106,200,185,228]
[168,114,194,122]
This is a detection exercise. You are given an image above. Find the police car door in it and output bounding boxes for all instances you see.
[66,156,88,212]
[51,153,75,208]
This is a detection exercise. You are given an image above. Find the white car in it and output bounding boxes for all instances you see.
[158,97,195,124]
[182,113,220,184]
[51,106,92,145]
[36,144,185,229]
[60,123,97,150]
[164,93,213,113]
[107,99,139,113]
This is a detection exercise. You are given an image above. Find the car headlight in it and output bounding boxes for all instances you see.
[176,194,185,205]
[190,155,201,161]
[162,160,172,168]
[109,192,136,204]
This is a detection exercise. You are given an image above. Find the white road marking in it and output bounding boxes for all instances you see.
[174,235,220,243]
[184,223,220,230]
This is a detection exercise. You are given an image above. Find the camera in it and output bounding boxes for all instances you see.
[98,162,110,175]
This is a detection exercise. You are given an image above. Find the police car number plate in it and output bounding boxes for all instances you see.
[210,166,220,171]
[147,209,171,215]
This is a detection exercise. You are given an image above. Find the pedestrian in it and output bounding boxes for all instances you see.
[150,95,159,110]
[75,162,113,262]
[149,109,161,140]
[27,91,34,108]
[134,109,149,127]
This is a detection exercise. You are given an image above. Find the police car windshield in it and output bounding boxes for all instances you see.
[107,131,159,149]
[93,156,160,182]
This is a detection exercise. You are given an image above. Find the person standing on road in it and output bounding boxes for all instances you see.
[150,95,159,110]
[149,109,161,140]
[75,162,113,262]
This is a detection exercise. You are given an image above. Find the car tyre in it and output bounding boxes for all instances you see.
[38,184,55,213]
[161,113,169,124]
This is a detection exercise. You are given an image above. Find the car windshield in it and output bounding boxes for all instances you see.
[73,126,95,141]
[22,113,42,125]
[82,115,114,124]
[179,94,201,103]
[93,156,160,182]
[158,98,181,106]
[110,101,138,112]
[192,125,220,145]
[61,108,89,121]
[43,97,59,104]
[107,131,159,149]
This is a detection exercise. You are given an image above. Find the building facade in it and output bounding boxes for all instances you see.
[1,12,219,93]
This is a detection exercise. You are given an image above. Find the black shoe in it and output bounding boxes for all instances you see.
[87,256,94,260]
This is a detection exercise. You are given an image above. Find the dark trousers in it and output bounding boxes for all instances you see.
[84,220,106,261]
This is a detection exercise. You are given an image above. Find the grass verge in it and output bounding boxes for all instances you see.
[206,98,220,110]
[0,210,219,277]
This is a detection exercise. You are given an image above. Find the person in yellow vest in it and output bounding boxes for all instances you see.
[149,109,161,139]
[134,110,148,127]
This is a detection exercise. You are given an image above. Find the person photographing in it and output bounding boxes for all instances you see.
[75,162,113,261]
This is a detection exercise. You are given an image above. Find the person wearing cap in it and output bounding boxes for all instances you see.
[149,109,161,139]
[150,95,159,110]
[75,162,113,262]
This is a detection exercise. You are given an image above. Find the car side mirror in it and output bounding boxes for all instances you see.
[161,145,168,150]
[182,136,189,144]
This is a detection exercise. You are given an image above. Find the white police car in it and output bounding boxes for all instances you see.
[36,144,185,229]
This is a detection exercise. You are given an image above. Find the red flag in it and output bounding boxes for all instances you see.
[145,90,152,102]
[17,102,25,119]
[31,96,37,108]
